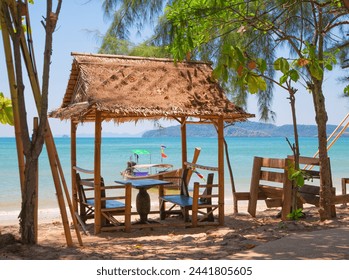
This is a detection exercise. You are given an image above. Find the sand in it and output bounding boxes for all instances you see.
[1,202,349,260]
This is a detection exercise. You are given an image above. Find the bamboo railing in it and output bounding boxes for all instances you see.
[305,113,349,170]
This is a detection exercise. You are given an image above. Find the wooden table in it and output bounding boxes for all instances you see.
[115,179,171,223]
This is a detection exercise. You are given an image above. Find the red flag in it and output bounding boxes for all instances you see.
[161,145,167,158]
[161,152,167,158]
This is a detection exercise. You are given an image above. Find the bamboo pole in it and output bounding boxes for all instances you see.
[313,112,349,159]
[305,113,349,170]
[0,7,25,189]
[53,130,83,246]
[217,117,225,226]
[325,113,349,143]
[94,110,102,234]
[44,128,73,246]
[33,117,38,243]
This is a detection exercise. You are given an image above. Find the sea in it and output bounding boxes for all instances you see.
[1,136,348,212]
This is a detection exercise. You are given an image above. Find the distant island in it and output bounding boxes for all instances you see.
[142,121,349,138]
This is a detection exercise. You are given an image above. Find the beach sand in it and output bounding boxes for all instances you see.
[1,201,349,260]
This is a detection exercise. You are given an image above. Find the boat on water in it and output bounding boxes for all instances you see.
[121,147,177,179]
[121,147,202,181]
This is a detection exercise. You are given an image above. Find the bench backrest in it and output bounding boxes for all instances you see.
[251,156,290,197]
[248,156,292,219]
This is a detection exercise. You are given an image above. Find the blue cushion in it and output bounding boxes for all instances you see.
[86,199,125,209]
[161,195,193,207]
[161,195,207,207]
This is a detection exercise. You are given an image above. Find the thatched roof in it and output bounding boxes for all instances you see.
[50,53,254,123]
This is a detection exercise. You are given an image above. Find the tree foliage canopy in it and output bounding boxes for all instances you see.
[100,0,349,120]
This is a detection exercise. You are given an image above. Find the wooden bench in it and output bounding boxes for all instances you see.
[247,156,292,220]
[288,156,338,217]
[289,156,349,216]
[192,179,219,226]
[159,163,219,226]
[330,177,349,207]
[75,169,132,232]
[288,156,325,208]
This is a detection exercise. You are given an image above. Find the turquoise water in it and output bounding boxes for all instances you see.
[1,136,348,211]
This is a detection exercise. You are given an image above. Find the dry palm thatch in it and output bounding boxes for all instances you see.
[49,53,254,123]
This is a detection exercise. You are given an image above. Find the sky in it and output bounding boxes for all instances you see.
[1,0,349,137]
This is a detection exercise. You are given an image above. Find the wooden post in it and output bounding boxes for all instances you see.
[180,117,187,170]
[33,117,39,243]
[192,182,200,227]
[124,183,132,233]
[247,157,263,216]
[71,120,77,212]
[217,117,225,225]
[342,178,349,207]
[186,147,201,186]
[94,110,102,234]
[0,9,25,190]
[282,158,293,220]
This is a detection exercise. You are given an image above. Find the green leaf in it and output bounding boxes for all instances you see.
[222,65,229,82]
[246,74,266,93]
[233,46,245,63]
[287,208,304,220]
[309,63,323,80]
[290,170,305,187]
[0,92,14,126]
[213,64,229,82]
[296,174,304,187]
[344,85,349,97]
[274,57,289,74]
[325,63,333,71]
[257,58,267,73]
[256,76,267,91]
[247,74,259,94]
[279,74,288,84]
[289,69,300,82]
[212,64,223,80]
[187,34,194,49]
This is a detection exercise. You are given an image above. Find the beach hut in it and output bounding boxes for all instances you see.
[50,53,254,233]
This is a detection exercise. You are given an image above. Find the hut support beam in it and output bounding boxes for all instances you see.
[217,117,225,225]
[94,110,102,234]
[181,117,187,170]
[71,120,78,212]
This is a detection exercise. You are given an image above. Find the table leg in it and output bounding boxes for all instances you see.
[136,188,151,223]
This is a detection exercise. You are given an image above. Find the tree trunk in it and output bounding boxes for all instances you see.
[312,80,333,220]
[5,0,62,244]
[288,89,300,214]
[19,157,38,244]
[10,2,40,244]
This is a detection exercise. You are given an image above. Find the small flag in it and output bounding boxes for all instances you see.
[194,170,206,181]
[160,145,167,158]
